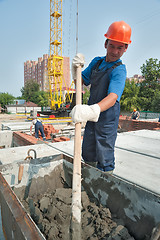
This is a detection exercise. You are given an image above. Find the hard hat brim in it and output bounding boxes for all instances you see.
[104,34,132,44]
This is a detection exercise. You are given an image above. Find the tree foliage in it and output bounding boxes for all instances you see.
[138,58,160,111]
[21,79,40,102]
[21,79,49,107]
[151,90,160,112]
[140,58,160,82]
[0,93,15,108]
[120,79,140,111]
[33,91,49,107]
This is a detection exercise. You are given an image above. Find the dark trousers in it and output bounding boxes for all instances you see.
[82,102,120,172]
[35,122,46,140]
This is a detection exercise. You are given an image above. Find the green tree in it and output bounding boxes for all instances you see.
[120,79,140,111]
[139,58,160,111]
[0,93,15,108]
[151,90,160,112]
[21,79,40,102]
[21,80,49,107]
[33,91,49,107]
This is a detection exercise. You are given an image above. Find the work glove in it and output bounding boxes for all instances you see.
[70,104,100,123]
[72,53,85,80]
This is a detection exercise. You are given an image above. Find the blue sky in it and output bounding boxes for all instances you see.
[0,0,160,97]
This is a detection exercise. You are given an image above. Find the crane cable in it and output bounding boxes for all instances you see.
[68,0,72,56]
[62,0,72,56]
[76,0,78,54]
[62,0,65,56]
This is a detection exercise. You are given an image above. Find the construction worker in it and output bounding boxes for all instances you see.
[30,117,46,141]
[131,109,140,120]
[71,21,132,173]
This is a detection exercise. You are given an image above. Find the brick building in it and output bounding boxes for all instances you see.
[24,55,71,92]
[128,74,160,84]
[127,74,144,83]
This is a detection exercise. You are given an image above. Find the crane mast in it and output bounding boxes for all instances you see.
[48,0,63,110]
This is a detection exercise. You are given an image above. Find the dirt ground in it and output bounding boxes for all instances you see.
[20,187,136,240]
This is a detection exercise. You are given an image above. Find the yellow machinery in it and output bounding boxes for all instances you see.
[48,0,74,111]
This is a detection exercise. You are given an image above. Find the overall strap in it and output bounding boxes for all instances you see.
[94,58,104,71]
[111,61,122,70]
[92,58,122,73]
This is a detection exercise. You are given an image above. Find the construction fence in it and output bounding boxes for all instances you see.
[121,111,160,120]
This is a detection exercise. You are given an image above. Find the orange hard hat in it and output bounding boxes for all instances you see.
[104,21,132,44]
[133,109,136,112]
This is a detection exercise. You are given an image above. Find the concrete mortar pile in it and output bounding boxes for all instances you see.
[0,154,159,240]
[18,185,135,240]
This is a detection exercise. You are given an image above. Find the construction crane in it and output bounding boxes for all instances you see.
[47,0,74,114]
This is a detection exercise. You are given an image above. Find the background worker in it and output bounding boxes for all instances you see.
[30,117,46,141]
[131,109,140,120]
[71,21,132,173]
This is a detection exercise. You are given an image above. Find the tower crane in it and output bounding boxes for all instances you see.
[47,0,74,114]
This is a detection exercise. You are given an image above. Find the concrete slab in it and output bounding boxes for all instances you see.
[116,130,160,158]
[0,130,13,148]
[1,122,31,131]
[114,148,160,194]
[0,143,61,164]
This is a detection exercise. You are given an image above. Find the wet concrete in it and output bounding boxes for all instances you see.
[17,185,136,240]
[1,154,159,239]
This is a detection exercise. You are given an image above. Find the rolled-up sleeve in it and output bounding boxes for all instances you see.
[108,65,127,102]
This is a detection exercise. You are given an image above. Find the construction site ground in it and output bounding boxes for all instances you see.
[0,113,159,195]
[0,113,160,239]
[0,113,70,131]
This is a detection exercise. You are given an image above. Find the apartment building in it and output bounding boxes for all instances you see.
[127,74,145,83]
[24,55,71,91]
[128,74,160,84]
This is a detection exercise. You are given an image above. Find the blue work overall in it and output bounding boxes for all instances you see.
[35,120,46,140]
[82,60,121,172]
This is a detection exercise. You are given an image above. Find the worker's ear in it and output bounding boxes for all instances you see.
[104,39,108,49]
[124,44,128,52]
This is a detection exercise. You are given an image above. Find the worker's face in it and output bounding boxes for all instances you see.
[105,40,128,62]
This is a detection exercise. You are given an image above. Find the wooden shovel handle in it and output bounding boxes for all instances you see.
[71,65,82,239]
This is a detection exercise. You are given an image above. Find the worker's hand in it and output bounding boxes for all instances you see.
[70,104,100,123]
[72,53,85,80]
